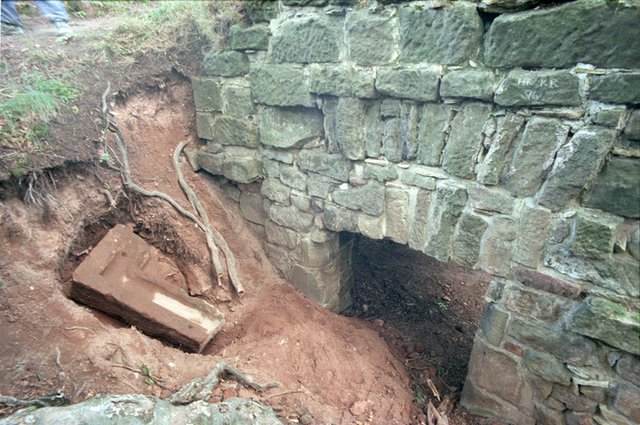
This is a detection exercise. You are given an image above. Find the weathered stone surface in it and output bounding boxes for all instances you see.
[240,192,267,225]
[477,113,525,186]
[229,24,269,51]
[211,116,258,147]
[399,2,482,65]
[269,204,314,232]
[261,178,291,205]
[358,213,385,240]
[222,152,262,184]
[203,51,249,77]
[485,0,640,69]
[347,11,396,65]
[71,225,224,353]
[513,201,552,268]
[424,183,467,261]
[501,117,568,197]
[461,379,535,425]
[0,395,283,425]
[259,106,323,149]
[335,98,366,160]
[442,103,492,179]
[299,151,351,182]
[265,220,298,249]
[290,192,311,212]
[598,404,635,425]
[551,385,598,413]
[495,70,580,107]
[195,112,216,140]
[570,209,622,259]
[376,66,440,102]
[263,149,294,165]
[381,118,402,162]
[583,157,640,218]
[196,148,224,174]
[307,174,337,198]
[408,189,431,250]
[271,15,340,63]
[535,404,565,425]
[384,187,410,244]
[380,99,401,118]
[616,354,640,385]
[590,73,640,105]
[418,103,453,166]
[364,163,398,182]
[400,170,435,190]
[509,318,598,366]
[568,296,640,355]
[245,0,279,22]
[504,285,568,322]
[451,212,488,268]
[469,184,514,215]
[309,65,376,98]
[479,303,509,346]
[440,70,495,101]
[592,107,625,129]
[613,383,640,422]
[331,182,384,216]
[625,110,640,141]
[323,204,358,232]
[280,167,307,191]
[479,217,516,277]
[538,127,615,211]
[524,350,571,385]
[250,63,313,107]
[192,77,222,112]
[222,83,253,116]
[296,235,339,268]
[513,267,582,298]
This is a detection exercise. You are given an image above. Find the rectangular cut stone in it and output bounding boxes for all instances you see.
[451,212,488,268]
[222,83,253,117]
[442,103,492,179]
[583,157,640,218]
[417,103,453,166]
[399,2,482,65]
[229,24,269,51]
[400,102,420,160]
[501,117,568,197]
[408,189,432,250]
[513,200,552,268]
[613,383,640,422]
[265,220,298,249]
[376,66,440,102]
[261,178,291,205]
[221,153,262,184]
[347,11,397,65]
[484,1,640,69]
[384,187,410,244]
[479,302,510,346]
[364,163,398,182]
[477,113,525,185]
[196,148,224,175]
[307,174,337,198]
[240,192,267,225]
[424,183,467,261]
[271,15,341,64]
[212,116,258,147]
[401,170,436,190]
[323,204,358,233]
[589,72,640,105]
[309,65,376,99]
[71,225,224,353]
[364,102,383,157]
[504,285,569,322]
[358,213,385,240]
[494,70,580,106]
[269,204,314,232]
[479,216,516,277]
[382,118,402,162]
[335,98,366,160]
[440,70,495,101]
[513,267,582,299]
[259,106,323,149]
[331,181,385,216]
[280,166,307,191]
[203,51,249,77]
[538,127,615,211]
[192,77,222,112]
[299,151,351,182]
[469,184,515,215]
[250,63,314,107]
[569,209,622,259]
[196,112,216,141]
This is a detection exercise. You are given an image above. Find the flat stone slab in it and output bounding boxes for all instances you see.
[71,224,224,352]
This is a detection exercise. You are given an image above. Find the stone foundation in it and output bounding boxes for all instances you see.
[191,0,640,423]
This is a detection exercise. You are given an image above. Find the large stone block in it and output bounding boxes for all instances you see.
[538,127,615,211]
[298,151,351,182]
[240,192,267,225]
[613,383,640,422]
[625,110,640,141]
[583,157,640,218]
[308,65,376,98]
[494,70,580,106]
[570,209,622,259]
[441,103,492,179]
[513,200,552,268]
[192,77,222,112]
[71,225,224,353]
[616,354,640,386]
[477,113,525,186]
[478,216,516,277]
[513,267,582,299]
[331,181,385,216]
[269,204,314,232]
[461,379,535,425]
[335,98,366,160]
[568,296,640,355]
[196,148,224,174]
[211,116,258,147]
[423,183,467,261]
[376,66,440,102]
[479,302,509,346]
[265,220,298,249]
[524,350,571,385]
[417,103,453,167]
[451,212,488,268]
[589,73,640,105]
[468,185,515,215]
[203,51,250,77]
[440,70,495,101]
[365,162,398,182]
[346,11,397,65]
[399,2,482,65]
[501,117,568,197]
[222,83,253,117]
[250,63,314,107]
[195,112,216,140]
[323,204,358,232]
[258,106,323,149]
[484,0,640,69]
[261,178,291,205]
[357,213,385,240]
[551,385,598,414]
[280,167,307,192]
[271,15,341,63]
[408,189,432,250]
[504,285,569,322]
[384,187,410,245]
[222,152,262,184]
[229,24,269,51]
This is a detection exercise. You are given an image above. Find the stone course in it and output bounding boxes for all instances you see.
[191,1,640,423]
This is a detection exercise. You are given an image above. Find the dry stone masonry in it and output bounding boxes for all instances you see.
[191,0,640,423]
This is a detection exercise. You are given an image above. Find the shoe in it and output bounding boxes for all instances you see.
[53,21,73,39]
[1,24,24,36]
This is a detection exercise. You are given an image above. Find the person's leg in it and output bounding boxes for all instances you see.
[1,0,23,27]
[34,0,70,23]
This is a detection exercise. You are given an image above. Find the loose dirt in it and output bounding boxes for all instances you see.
[1,13,500,425]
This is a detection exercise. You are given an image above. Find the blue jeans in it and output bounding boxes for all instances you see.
[1,0,70,27]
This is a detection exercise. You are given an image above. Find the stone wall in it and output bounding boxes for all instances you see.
[191,0,640,423]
